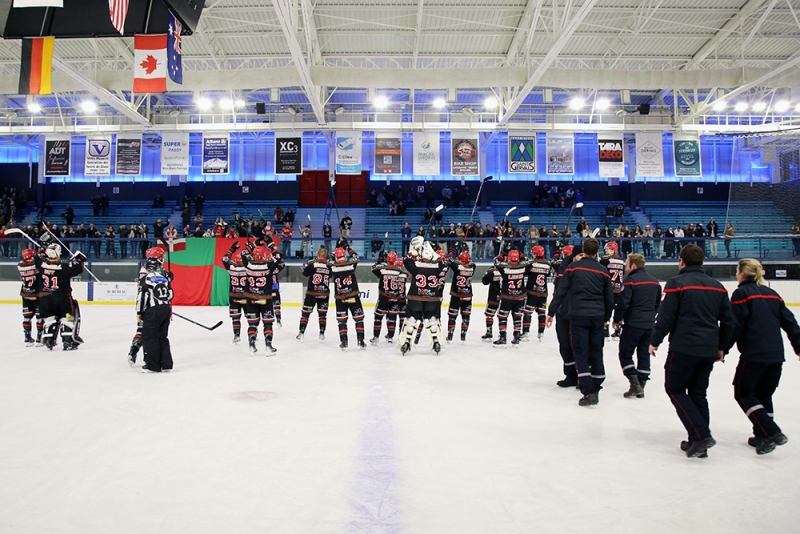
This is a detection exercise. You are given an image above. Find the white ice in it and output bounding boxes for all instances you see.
[2,303,800,534]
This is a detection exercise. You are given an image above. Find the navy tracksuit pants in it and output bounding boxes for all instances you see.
[570,316,606,395]
[555,315,576,382]
[733,360,783,438]
[618,325,652,383]
[665,351,714,442]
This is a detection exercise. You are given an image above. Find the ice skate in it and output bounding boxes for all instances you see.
[623,376,644,398]
[578,393,599,406]
[537,332,544,342]
[265,342,277,356]
[481,331,493,342]
[520,332,530,342]
[296,332,304,343]
[233,334,241,345]
[385,336,394,344]
[276,320,282,329]
[400,342,411,355]
[432,341,441,354]
[492,336,507,349]
[446,332,453,343]
[127,348,137,367]
[511,333,521,348]
[358,339,367,350]
[24,334,35,347]
[460,332,467,343]
[339,341,348,351]
[680,441,708,457]
[369,337,379,346]
[319,332,325,341]
[249,341,258,355]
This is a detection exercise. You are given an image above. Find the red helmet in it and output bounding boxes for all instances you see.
[253,246,272,262]
[458,251,470,264]
[395,257,405,267]
[334,247,347,262]
[508,249,520,264]
[532,245,545,258]
[145,247,165,262]
[231,249,244,266]
[605,241,619,253]
[386,252,397,264]
[436,249,446,262]
[21,248,35,261]
[562,245,574,257]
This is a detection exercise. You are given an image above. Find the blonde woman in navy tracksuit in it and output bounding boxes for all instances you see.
[728,258,800,455]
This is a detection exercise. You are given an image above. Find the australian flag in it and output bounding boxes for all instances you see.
[167,11,183,84]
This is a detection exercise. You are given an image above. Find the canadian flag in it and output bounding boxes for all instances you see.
[133,34,167,93]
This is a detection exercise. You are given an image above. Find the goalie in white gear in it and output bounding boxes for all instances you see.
[397,239,447,354]
[38,245,86,350]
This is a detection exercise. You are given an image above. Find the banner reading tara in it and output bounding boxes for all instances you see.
[202,133,229,175]
[84,136,111,176]
[44,135,70,177]
[508,135,536,174]
[673,135,702,177]
[597,136,624,178]
[161,132,190,175]
[412,131,440,176]
[634,132,664,177]
[335,131,362,175]
[546,134,574,175]
[115,133,142,176]
[450,133,479,176]
[275,133,303,175]
[374,133,402,175]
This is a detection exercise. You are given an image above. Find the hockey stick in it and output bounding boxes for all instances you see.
[509,215,530,252]
[464,175,493,251]
[26,226,103,283]
[159,237,172,274]
[5,226,39,247]
[172,312,223,331]
[427,204,444,240]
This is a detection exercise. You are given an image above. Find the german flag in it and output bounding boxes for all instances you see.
[18,37,54,95]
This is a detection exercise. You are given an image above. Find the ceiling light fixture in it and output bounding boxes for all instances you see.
[235,99,246,108]
[433,97,446,109]
[334,105,345,116]
[484,96,498,109]
[752,102,767,112]
[80,101,97,113]
[712,100,726,111]
[374,95,389,109]
[462,107,474,116]
[287,105,298,116]
[27,102,42,113]
[595,98,610,110]
[168,109,181,118]
[734,102,748,112]
[569,97,585,110]
[220,98,234,110]
[196,97,212,111]
[774,100,789,113]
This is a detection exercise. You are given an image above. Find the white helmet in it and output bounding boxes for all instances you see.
[45,244,61,260]
[421,242,436,261]
[410,235,425,254]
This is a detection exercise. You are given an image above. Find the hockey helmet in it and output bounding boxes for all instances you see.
[21,248,35,261]
[386,251,398,264]
[458,251,470,264]
[230,249,244,266]
[532,245,545,259]
[334,247,347,262]
[436,249,447,262]
[145,247,165,262]
[253,246,272,262]
[508,249,520,264]
[562,245,574,258]
[45,243,61,260]
[395,256,405,267]
[605,241,618,254]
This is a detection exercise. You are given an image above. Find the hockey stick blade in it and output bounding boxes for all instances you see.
[518,216,530,223]
[172,312,224,331]
[435,204,444,212]
[591,228,601,238]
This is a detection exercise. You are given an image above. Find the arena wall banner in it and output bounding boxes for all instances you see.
[597,135,624,178]
[335,131,362,174]
[84,135,111,176]
[201,133,230,175]
[450,132,480,176]
[412,131,440,175]
[274,132,303,175]
[373,132,402,175]
[673,134,702,177]
[161,132,190,175]
[508,135,536,174]
[115,133,142,176]
[545,133,574,175]
[634,132,665,177]
[44,135,70,176]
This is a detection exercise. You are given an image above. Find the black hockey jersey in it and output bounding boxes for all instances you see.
[303,259,331,297]
[404,257,446,301]
[526,259,552,296]
[39,258,83,297]
[373,263,405,299]
[497,261,531,300]
[135,265,174,313]
[221,256,248,299]
[600,254,625,293]
[18,260,41,298]
[449,261,475,298]
[242,259,279,299]
[482,267,502,304]
[328,259,360,300]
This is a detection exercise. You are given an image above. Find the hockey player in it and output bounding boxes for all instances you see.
[17,248,43,346]
[371,251,406,345]
[494,249,531,348]
[522,245,552,342]
[481,258,503,342]
[221,241,248,344]
[328,245,366,350]
[397,237,446,355]
[242,244,282,355]
[297,247,331,342]
[38,244,86,351]
[447,251,475,343]
[136,247,174,373]
[266,240,286,328]
[600,241,625,338]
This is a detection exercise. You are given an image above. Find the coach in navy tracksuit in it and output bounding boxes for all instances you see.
[548,244,581,388]
[613,253,662,399]
[649,245,736,458]
[547,239,614,407]
[726,258,800,455]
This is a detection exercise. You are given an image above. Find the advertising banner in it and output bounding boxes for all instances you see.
[275,133,303,175]
[508,135,536,174]
[84,136,111,176]
[412,131,440,176]
[545,134,574,175]
[450,133,479,176]
[115,133,142,176]
[202,133,230,175]
[335,131,362,174]
[634,132,664,177]
[44,135,70,176]
[161,132,190,175]
[597,135,625,178]
[373,132,402,175]
[673,135,702,177]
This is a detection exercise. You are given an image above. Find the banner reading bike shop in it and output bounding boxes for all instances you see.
[450,133,479,176]
[508,135,536,174]
[597,135,624,178]
[673,134,702,177]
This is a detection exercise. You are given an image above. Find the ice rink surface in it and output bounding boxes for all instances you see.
[2,303,800,534]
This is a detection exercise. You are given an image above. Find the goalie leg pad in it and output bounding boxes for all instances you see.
[427,317,444,350]
[42,316,60,342]
[396,317,418,347]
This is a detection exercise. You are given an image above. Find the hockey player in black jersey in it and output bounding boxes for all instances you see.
[267,240,285,328]
[481,259,503,342]
[221,241,248,345]
[136,247,175,373]
[297,247,331,342]
[38,243,86,351]
[522,246,552,342]
[242,244,282,355]
[494,249,531,348]
[397,236,447,355]
[17,248,44,346]
[447,251,475,343]
[371,251,406,345]
[329,246,366,350]
[600,241,625,338]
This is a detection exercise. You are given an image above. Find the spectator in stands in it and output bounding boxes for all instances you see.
[515,227,527,254]
[274,206,284,225]
[281,222,293,257]
[192,194,203,215]
[100,193,110,217]
[602,225,612,240]
[642,225,653,258]
[654,226,664,259]
[401,222,412,255]
[368,189,378,207]
[792,223,800,257]
[539,223,547,240]
[575,217,587,235]
[182,225,190,238]
[455,223,465,239]
[397,200,406,217]
[695,222,706,253]
[203,228,214,238]
[180,195,190,212]
[463,185,471,206]
[87,223,101,258]
[673,225,684,252]
[565,186,575,207]
[153,194,164,209]
[118,224,128,259]
[389,200,398,216]
[605,202,614,226]
[425,183,435,208]
[194,213,203,229]
[214,217,227,236]
[452,187,462,208]
[707,218,719,258]
[547,224,559,257]
[575,188,584,215]
[153,218,165,240]
[165,224,178,240]
[417,226,426,238]
[441,185,452,208]
[631,225,642,254]
[61,204,75,226]
[104,226,116,258]
[263,220,275,238]
[724,223,735,258]
[138,224,149,258]
[91,195,101,217]
[621,226,632,259]
[686,223,695,246]
[423,207,433,223]
[285,208,295,227]
[339,212,352,238]
[615,203,625,223]
[665,227,676,259]
[561,226,572,247]
[0,225,8,258]
[0,209,6,229]
[323,220,333,251]
[447,224,457,241]
[547,186,558,208]
[370,234,383,259]
[473,224,484,259]
[528,224,539,250]
[301,225,312,258]
[193,225,204,238]
[434,209,443,224]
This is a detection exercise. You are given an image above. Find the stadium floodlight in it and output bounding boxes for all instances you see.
[712,101,726,111]
[484,96,498,109]
[752,102,767,112]
[569,97,585,110]
[595,98,610,110]
[374,95,389,109]
[774,101,790,113]
[433,98,446,109]
[80,101,97,113]
[734,102,748,112]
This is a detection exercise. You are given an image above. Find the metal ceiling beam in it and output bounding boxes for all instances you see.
[685,0,767,69]
[299,0,322,65]
[50,55,152,128]
[498,0,600,126]
[506,0,543,65]
[412,0,425,68]
[270,0,326,123]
